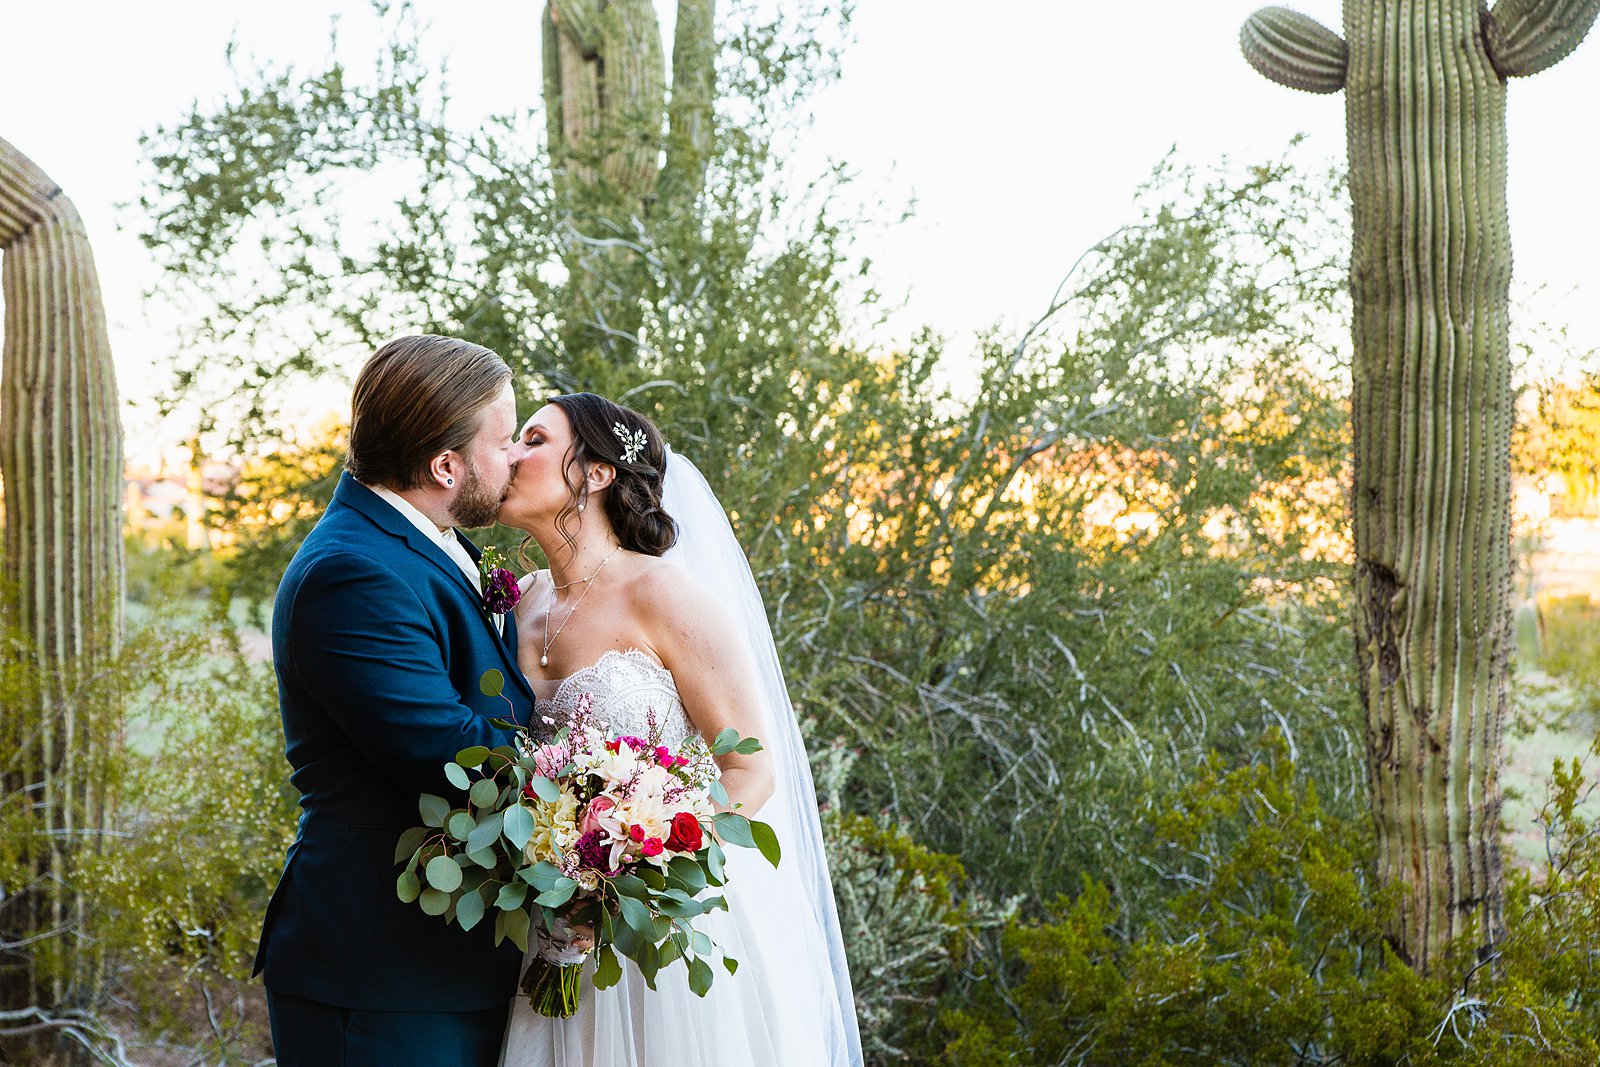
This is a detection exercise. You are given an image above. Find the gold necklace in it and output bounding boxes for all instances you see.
[540,544,621,668]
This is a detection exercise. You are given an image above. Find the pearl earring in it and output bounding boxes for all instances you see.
[577,502,586,513]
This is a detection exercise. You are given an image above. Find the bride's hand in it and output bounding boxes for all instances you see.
[568,922,595,953]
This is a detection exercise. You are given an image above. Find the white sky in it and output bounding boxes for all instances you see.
[2,1,1598,465]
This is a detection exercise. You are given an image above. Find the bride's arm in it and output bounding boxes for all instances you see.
[634,565,776,816]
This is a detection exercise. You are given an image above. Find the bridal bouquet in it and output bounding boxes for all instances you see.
[394,669,779,1017]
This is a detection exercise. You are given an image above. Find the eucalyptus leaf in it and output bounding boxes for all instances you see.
[535,882,577,908]
[393,826,427,865]
[466,810,504,853]
[479,669,505,697]
[419,888,450,916]
[502,804,535,850]
[495,882,528,911]
[526,775,560,803]
[447,812,475,842]
[467,847,498,869]
[456,888,486,931]
[723,955,739,976]
[456,745,491,768]
[750,819,781,868]
[667,856,707,893]
[610,874,650,899]
[710,727,740,755]
[732,737,763,755]
[418,794,450,828]
[501,906,530,953]
[396,869,421,904]
[469,778,499,809]
[714,813,756,849]
[594,945,623,991]
[688,956,714,997]
[444,762,470,791]
[425,855,464,893]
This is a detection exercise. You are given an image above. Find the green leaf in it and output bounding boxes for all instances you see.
[495,882,528,911]
[593,945,623,991]
[638,866,666,891]
[658,936,683,969]
[447,812,475,842]
[610,874,650,899]
[466,810,505,853]
[535,880,577,908]
[723,955,739,975]
[709,779,730,807]
[469,778,500,809]
[688,955,714,997]
[418,794,450,828]
[713,812,756,849]
[637,941,660,990]
[425,855,464,893]
[456,888,486,932]
[479,669,505,697]
[396,869,421,904]
[710,727,741,755]
[456,745,491,768]
[617,894,653,939]
[667,856,707,893]
[500,906,530,953]
[658,895,704,919]
[467,847,498,869]
[393,826,428,865]
[502,804,535,850]
[705,839,726,884]
[488,717,520,730]
[691,931,713,956]
[732,737,763,755]
[525,775,560,803]
[444,762,470,790]
[750,819,781,868]
[419,887,451,916]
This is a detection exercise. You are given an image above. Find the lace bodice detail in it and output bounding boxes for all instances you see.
[537,648,695,748]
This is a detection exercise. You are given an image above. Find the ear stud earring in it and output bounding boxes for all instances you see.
[446,478,454,486]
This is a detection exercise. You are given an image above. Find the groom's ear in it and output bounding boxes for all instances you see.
[428,451,459,490]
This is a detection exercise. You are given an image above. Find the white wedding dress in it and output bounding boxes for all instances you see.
[498,648,849,1066]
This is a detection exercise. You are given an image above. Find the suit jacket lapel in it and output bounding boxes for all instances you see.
[332,475,536,708]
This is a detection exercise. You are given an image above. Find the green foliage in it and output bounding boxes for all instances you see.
[81,615,293,1040]
[942,732,1600,1065]
[1537,596,1600,701]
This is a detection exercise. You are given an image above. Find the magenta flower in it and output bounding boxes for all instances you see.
[482,567,521,615]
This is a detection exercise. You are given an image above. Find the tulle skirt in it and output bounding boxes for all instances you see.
[499,847,851,1066]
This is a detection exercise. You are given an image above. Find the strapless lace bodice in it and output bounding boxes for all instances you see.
[537,648,694,748]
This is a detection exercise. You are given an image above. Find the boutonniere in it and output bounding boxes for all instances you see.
[478,545,522,616]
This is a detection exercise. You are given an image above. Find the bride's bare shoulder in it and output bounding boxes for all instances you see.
[621,554,711,611]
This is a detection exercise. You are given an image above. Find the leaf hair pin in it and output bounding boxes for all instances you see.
[613,422,647,465]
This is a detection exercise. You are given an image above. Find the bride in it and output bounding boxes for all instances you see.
[495,392,862,1066]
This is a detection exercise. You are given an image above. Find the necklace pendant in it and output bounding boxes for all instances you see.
[540,654,549,668]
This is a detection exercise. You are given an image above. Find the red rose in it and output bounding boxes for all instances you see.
[665,811,703,853]
[641,837,664,858]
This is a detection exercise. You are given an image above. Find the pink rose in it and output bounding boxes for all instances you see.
[628,823,645,843]
[578,796,617,836]
[640,837,664,858]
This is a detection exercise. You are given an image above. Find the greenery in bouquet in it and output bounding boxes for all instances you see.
[394,669,779,1016]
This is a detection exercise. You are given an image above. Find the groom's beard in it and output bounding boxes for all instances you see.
[450,462,508,529]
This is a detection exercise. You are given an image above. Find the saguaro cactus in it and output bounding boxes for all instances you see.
[0,135,124,1044]
[1241,2,1599,970]
[541,0,718,360]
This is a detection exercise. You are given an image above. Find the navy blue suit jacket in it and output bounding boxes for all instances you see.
[254,473,535,1012]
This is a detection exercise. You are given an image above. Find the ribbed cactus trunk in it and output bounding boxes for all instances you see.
[541,0,717,359]
[0,135,124,1051]
[1242,1,1599,970]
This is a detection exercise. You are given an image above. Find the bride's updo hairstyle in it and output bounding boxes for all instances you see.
[548,392,678,557]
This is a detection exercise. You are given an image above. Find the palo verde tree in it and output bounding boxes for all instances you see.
[0,135,125,1062]
[1240,0,1600,970]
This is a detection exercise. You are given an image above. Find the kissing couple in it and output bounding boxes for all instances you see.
[251,336,863,1066]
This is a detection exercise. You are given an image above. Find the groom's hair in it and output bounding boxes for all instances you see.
[345,335,511,490]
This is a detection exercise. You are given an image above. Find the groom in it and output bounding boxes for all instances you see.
[254,335,537,1066]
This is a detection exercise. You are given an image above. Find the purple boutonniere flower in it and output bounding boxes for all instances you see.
[478,546,522,616]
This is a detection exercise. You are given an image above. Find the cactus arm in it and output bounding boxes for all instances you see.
[1240,6,1349,93]
[1483,0,1600,77]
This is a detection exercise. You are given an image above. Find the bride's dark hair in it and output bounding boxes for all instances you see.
[548,392,677,557]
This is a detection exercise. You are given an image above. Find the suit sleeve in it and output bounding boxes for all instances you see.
[285,550,519,797]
